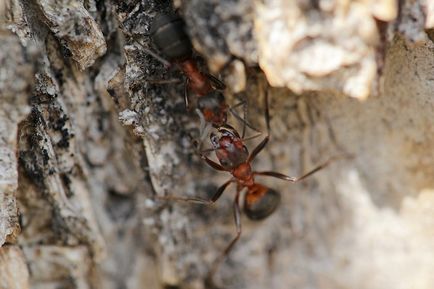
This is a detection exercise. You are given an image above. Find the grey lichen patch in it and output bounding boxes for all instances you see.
[12,3,154,280]
[398,0,428,43]
[36,0,106,69]
[0,29,37,246]
[113,2,192,197]
[16,61,106,259]
[4,0,32,44]
[0,246,30,289]
[23,245,92,288]
[18,107,105,256]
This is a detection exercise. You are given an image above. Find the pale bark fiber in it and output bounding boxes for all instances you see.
[1,1,434,289]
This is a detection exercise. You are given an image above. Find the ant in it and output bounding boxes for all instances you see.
[118,9,259,137]
[159,90,349,286]
[149,12,260,142]
[150,13,227,124]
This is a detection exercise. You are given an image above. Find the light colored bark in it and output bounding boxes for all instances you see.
[0,246,29,289]
[2,1,434,289]
[0,24,35,247]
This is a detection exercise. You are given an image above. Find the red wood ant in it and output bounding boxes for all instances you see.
[120,11,259,136]
[159,91,348,285]
[149,12,259,144]
[150,12,229,127]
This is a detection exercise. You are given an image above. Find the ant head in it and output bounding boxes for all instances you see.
[209,125,249,170]
[209,124,240,148]
[244,184,281,221]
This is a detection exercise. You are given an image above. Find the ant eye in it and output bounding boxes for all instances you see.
[210,134,219,147]
[244,187,281,221]
[220,159,230,167]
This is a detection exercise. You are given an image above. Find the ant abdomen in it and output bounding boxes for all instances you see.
[244,184,281,220]
[150,13,192,61]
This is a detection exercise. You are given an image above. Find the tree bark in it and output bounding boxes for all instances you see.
[2,1,434,289]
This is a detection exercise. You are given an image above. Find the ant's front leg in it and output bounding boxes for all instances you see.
[199,152,227,172]
[228,100,260,138]
[247,89,271,163]
[254,155,354,183]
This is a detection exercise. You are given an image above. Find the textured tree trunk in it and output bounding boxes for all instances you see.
[2,1,434,289]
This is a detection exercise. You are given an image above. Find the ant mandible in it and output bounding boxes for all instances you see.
[160,90,347,284]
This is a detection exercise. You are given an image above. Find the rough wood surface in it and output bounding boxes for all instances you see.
[2,1,434,289]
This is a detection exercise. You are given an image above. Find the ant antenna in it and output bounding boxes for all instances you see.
[129,37,171,68]
[117,19,172,68]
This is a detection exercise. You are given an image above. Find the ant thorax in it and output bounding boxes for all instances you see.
[197,91,228,126]
[210,127,249,170]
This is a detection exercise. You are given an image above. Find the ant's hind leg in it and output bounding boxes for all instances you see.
[155,179,234,205]
[206,188,242,286]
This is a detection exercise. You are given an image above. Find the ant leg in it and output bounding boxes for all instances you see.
[126,35,171,68]
[184,78,191,109]
[254,155,352,183]
[230,100,261,133]
[229,101,261,138]
[242,98,248,138]
[140,46,171,68]
[247,89,270,163]
[146,78,181,85]
[246,128,269,163]
[197,147,217,155]
[205,72,226,90]
[197,109,207,135]
[200,154,227,171]
[194,109,212,152]
[264,87,271,133]
[207,187,242,285]
[241,132,263,142]
[116,19,172,68]
[156,179,234,205]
